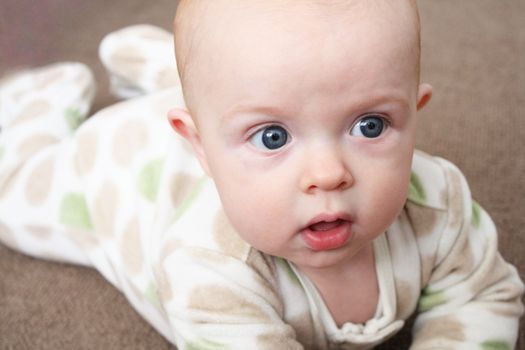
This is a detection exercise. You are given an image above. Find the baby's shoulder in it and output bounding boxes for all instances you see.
[160,177,253,262]
[403,150,475,247]
[408,149,469,212]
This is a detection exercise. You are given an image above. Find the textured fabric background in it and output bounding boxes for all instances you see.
[1,0,524,348]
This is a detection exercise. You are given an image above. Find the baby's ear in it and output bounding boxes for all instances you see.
[417,83,433,111]
[167,108,211,175]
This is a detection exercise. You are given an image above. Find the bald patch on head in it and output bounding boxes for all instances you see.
[173,0,421,115]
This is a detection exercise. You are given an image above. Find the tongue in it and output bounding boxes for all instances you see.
[309,220,342,232]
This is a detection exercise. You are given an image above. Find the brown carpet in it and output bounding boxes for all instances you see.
[1,0,524,348]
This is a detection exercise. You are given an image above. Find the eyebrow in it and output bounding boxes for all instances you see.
[221,93,411,124]
[220,104,288,125]
[358,93,411,113]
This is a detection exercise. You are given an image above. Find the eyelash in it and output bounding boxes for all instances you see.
[248,124,291,151]
[349,114,391,138]
[246,113,391,151]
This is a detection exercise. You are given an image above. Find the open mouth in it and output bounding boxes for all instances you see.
[308,219,346,232]
[301,215,352,251]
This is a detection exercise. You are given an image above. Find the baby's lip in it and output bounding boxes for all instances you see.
[301,212,353,251]
[305,212,353,230]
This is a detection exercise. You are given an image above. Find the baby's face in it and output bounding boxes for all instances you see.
[172,1,431,272]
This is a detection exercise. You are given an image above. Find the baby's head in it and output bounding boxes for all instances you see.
[169,0,432,273]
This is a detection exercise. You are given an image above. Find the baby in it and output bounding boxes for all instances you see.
[0,0,523,349]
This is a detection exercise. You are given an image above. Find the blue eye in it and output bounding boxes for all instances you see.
[351,115,386,138]
[250,125,289,150]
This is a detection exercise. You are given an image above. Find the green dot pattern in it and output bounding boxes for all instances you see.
[64,107,84,132]
[137,159,164,202]
[472,200,482,229]
[144,282,161,309]
[480,340,511,350]
[408,171,426,205]
[275,258,301,287]
[59,193,93,230]
[418,287,446,312]
[186,338,228,350]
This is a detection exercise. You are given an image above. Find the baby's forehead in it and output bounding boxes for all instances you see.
[174,0,420,111]
[175,0,419,67]
[175,0,418,30]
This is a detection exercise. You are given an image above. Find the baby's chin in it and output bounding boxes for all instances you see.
[281,241,370,272]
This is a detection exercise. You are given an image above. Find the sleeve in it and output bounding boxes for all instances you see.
[98,24,180,99]
[0,62,96,265]
[156,246,305,350]
[411,159,524,350]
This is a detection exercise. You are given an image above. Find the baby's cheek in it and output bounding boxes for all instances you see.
[217,185,264,242]
[222,185,289,253]
[367,172,409,228]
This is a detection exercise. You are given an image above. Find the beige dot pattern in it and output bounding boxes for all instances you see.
[412,316,465,347]
[156,68,180,89]
[256,331,299,349]
[111,119,149,167]
[67,228,98,249]
[486,294,525,318]
[17,134,59,160]
[394,280,414,319]
[120,217,144,275]
[170,172,199,208]
[11,100,52,127]
[446,169,464,230]
[405,202,440,238]
[155,265,174,303]
[188,284,270,321]
[74,129,98,176]
[213,210,247,259]
[109,47,147,81]
[186,247,235,266]
[286,312,315,348]
[429,233,473,285]
[35,65,65,90]
[25,155,54,206]
[420,254,436,288]
[246,250,276,284]
[92,181,119,237]
[25,225,53,239]
[160,238,183,264]
[246,250,279,298]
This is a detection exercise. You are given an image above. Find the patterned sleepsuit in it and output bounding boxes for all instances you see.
[0,25,523,350]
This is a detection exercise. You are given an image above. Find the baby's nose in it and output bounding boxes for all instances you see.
[299,149,353,194]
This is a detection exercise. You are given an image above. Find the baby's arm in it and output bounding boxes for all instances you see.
[151,179,306,349]
[0,63,95,265]
[157,245,305,350]
[411,159,524,349]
